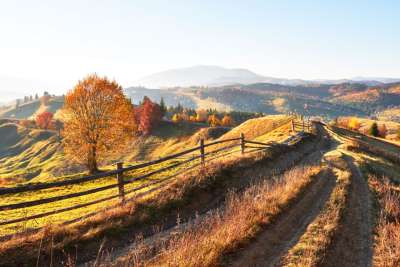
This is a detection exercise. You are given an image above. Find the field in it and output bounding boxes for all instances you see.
[0,115,294,238]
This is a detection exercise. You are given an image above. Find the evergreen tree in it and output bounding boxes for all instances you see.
[176,102,183,113]
[159,97,167,117]
[369,122,379,137]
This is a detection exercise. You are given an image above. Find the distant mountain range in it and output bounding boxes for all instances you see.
[134,65,400,88]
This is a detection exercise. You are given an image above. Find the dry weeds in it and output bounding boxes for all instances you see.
[369,175,400,267]
[282,168,351,267]
[121,165,321,267]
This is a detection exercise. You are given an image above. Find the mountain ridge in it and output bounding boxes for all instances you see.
[133,65,400,88]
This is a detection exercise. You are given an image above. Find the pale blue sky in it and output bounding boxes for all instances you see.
[0,0,399,99]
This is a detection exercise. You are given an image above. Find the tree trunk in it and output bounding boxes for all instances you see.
[87,146,98,174]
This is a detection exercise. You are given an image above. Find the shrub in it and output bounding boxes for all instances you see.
[378,124,387,138]
[36,111,54,130]
[348,117,361,131]
[369,122,379,137]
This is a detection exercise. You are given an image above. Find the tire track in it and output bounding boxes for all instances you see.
[319,155,373,267]
[223,168,336,267]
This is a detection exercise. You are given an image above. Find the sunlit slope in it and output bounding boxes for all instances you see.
[0,123,66,185]
[338,116,400,141]
[0,97,64,120]
[0,116,292,186]
[217,115,292,141]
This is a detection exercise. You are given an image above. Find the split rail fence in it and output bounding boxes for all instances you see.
[0,133,277,232]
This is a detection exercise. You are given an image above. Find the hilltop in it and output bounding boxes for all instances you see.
[0,96,64,120]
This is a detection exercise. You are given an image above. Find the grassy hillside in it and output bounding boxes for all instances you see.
[337,116,400,141]
[377,107,400,122]
[0,97,64,120]
[0,123,67,185]
[0,120,208,185]
[0,115,292,185]
[0,115,292,237]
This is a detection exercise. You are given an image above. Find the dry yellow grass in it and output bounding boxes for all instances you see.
[368,175,400,267]
[123,165,321,267]
[283,168,351,267]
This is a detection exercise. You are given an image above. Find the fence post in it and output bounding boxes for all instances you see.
[240,133,245,154]
[116,162,125,204]
[200,139,205,166]
[291,120,295,132]
[302,120,305,132]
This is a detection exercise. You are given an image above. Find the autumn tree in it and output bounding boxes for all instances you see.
[36,111,54,129]
[137,96,162,135]
[189,115,197,122]
[369,122,379,137]
[348,117,361,131]
[196,109,208,122]
[208,114,221,127]
[378,124,387,138]
[62,74,137,174]
[221,115,235,127]
[172,113,182,123]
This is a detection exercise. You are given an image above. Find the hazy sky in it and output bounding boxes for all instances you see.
[0,0,399,99]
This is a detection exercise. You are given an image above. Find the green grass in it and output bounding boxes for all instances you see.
[0,157,203,236]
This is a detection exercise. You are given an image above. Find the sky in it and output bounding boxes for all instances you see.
[0,0,399,100]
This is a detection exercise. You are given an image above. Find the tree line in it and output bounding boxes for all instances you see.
[333,117,400,140]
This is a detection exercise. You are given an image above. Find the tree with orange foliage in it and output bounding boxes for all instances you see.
[196,109,208,122]
[172,113,182,123]
[189,115,197,122]
[221,115,235,127]
[208,114,221,127]
[138,96,162,135]
[62,74,137,174]
[36,111,54,130]
[378,123,387,138]
[348,117,361,131]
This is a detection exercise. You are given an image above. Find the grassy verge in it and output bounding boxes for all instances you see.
[368,174,400,266]
[119,165,322,267]
[282,167,351,266]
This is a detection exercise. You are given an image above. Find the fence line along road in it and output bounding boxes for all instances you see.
[0,118,305,229]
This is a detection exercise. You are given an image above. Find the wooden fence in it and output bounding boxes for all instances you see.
[0,133,276,229]
[291,119,313,133]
